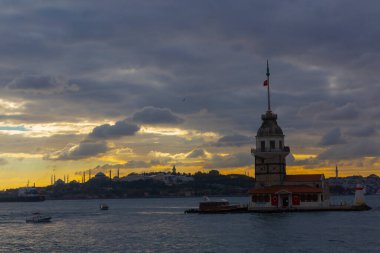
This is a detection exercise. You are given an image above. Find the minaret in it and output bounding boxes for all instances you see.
[335,164,339,178]
[252,61,290,188]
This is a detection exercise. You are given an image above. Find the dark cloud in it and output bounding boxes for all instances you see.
[94,158,172,170]
[0,1,379,171]
[187,149,206,159]
[346,125,376,137]
[317,103,359,121]
[89,120,140,139]
[45,140,108,160]
[95,160,150,169]
[318,140,380,160]
[286,153,320,167]
[123,160,150,168]
[213,134,252,147]
[319,128,346,146]
[50,119,140,160]
[6,75,79,94]
[204,153,252,169]
[131,106,184,125]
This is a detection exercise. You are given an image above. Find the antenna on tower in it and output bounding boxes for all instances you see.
[262,60,272,111]
[266,60,271,111]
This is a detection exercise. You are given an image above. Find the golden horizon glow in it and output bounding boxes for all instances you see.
[1,163,379,190]
[0,125,379,190]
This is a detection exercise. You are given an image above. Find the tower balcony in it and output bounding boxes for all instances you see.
[251,146,290,158]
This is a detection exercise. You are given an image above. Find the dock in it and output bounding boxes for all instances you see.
[184,203,371,214]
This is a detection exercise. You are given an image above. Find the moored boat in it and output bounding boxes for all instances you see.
[185,197,248,214]
[26,212,51,223]
[100,204,109,210]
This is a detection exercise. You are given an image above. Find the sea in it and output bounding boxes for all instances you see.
[0,195,379,253]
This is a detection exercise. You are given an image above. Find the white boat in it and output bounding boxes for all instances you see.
[26,212,51,223]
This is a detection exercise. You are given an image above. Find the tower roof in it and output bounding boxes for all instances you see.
[256,111,284,137]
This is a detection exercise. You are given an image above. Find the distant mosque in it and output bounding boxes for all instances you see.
[248,62,330,210]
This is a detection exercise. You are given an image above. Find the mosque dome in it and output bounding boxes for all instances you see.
[256,111,284,137]
[95,172,106,178]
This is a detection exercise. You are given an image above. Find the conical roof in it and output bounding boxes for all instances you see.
[256,111,284,137]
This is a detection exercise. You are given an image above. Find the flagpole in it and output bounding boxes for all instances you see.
[266,60,271,111]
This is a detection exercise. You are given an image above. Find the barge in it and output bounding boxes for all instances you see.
[185,197,248,214]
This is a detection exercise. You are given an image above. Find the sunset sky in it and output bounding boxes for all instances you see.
[0,1,379,189]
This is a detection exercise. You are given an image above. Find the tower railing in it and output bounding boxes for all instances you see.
[251,146,290,153]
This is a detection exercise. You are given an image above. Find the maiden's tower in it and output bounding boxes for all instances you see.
[249,62,330,210]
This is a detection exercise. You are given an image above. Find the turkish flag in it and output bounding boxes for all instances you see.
[292,194,300,205]
[263,80,269,86]
[271,194,278,206]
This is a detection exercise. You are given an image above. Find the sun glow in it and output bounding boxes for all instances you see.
[292,153,317,160]
[0,98,26,110]
[0,121,110,137]
[139,126,219,141]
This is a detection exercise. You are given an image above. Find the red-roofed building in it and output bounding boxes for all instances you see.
[249,65,330,210]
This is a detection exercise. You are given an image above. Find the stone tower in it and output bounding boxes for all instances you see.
[252,110,289,188]
[251,61,290,188]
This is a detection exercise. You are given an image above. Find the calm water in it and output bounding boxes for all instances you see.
[0,196,379,253]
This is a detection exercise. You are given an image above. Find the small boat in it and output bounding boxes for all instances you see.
[26,212,51,223]
[185,196,248,214]
[99,204,109,210]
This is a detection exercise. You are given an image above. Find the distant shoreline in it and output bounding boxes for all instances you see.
[44,194,250,201]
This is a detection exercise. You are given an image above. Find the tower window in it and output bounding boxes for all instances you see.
[279,141,283,148]
[270,140,275,150]
[260,141,265,151]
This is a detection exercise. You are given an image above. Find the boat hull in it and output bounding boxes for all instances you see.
[185,204,371,214]
[26,217,51,223]
[185,206,248,214]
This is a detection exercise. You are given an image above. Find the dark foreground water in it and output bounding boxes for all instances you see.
[0,196,379,253]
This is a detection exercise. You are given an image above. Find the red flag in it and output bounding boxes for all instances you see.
[263,80,269,86]
[271,194,278,206]
[292,194,300,205]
